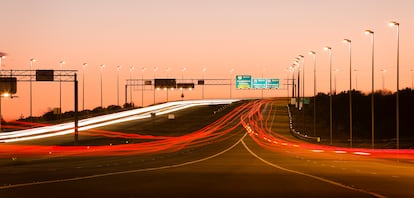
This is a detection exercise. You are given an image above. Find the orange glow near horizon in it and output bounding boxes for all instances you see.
[1,0,414,120]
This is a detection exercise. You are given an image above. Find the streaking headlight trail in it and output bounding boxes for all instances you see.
[0,99,238,143]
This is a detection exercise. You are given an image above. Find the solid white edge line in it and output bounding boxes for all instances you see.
[240,138,386,198]
[0,132,247,190]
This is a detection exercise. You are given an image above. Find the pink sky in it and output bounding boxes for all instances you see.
[1,0,414,120]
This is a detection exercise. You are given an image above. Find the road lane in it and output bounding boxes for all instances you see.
[1,99,413,197]
[245,99,414,197]
[0,133,373,198]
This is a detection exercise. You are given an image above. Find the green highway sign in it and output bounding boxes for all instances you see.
[236,75,252,89]
[235,75,280,89]
[267,79,280,89]
[252,78,267,89]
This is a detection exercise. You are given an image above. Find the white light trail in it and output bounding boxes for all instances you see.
[0,99,239,143]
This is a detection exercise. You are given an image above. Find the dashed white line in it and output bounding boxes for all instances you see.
[241,138,386,198]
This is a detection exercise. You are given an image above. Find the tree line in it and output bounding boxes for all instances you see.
[291,88,414,148]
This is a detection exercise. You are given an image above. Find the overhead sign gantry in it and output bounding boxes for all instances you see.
[0,69,80,144]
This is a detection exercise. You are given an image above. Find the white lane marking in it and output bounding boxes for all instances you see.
[269,104,277,131]
[0,133,247,190]
[241,139,386,198]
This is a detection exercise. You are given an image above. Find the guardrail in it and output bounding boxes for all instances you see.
[287,105,320,143]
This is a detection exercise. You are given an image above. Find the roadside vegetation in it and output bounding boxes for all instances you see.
[291,88,414,148]
[1,103,135,127]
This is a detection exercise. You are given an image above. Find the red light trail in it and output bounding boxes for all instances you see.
[2,100,413,161]
[241,100,414,161]
[0,102,252,159]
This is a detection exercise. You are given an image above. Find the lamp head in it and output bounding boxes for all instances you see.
[323,46,331,51]
[388,21,399,27]
[364,30,374,35]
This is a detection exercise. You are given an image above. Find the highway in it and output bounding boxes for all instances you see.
[0,99,413,197]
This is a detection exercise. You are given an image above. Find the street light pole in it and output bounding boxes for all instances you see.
[380,69,387,90]
[178,67,186,102]
[365,29,375,149]
[202,68,207,99]
[344,39,353,148]
[141,67,147,107]
[100,64,105,108]
[0,56,4,131]
[290,65,296,99]
[389,21,400,150]
[333,69,339,94]
[230,68,234,99]
[29,58,36,118]
[153,67,158,104]
[261,67,266,99]
[0,55,4,69]
[129,66,134,105]
[0,94,2,132]
[166,67,171,102]
[294,59,301,109]
[299,55,305,105]
[324,46,333,145]
[59,60,65,116]
[354,69,359,90]
[82,63,87,111]
[116,65,121,106]
[309,51,317,137]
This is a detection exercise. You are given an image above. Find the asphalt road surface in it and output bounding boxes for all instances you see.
[0,99,413,198]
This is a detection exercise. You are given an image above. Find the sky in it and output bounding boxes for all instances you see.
[1,0,413,120]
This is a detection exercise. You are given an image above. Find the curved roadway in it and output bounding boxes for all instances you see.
[0,99,413,197]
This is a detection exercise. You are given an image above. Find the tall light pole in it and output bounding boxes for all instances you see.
[29,58,36,118]
[100,64,105,108]
[59,60,65,115]
[309,51,317,136]
[389,21,400,150]
[229,68,234,99]
[261,67,267,99]
[165,67,171,102]
[344,39,353,148]
[181,67,186,79]
[179,67,187,101]
[141,67,147,107]
[354,69,359,90]
[294,58,301,109]
[333,69,340,94]
[116,65,121,106]
[286,66,293,99]
[0,55,6,132]
[202,67,207,99]
[0,93,10,132]
[0,55,5,68]
[324,46,333,145]
[0,55,6,128]
[380,69,387,90]
[82,63,87,111]
[289,65,296,99]
[153,66,158,104]
[129,66,135,105]
[365,29,375,149]
[298,55,305,105]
